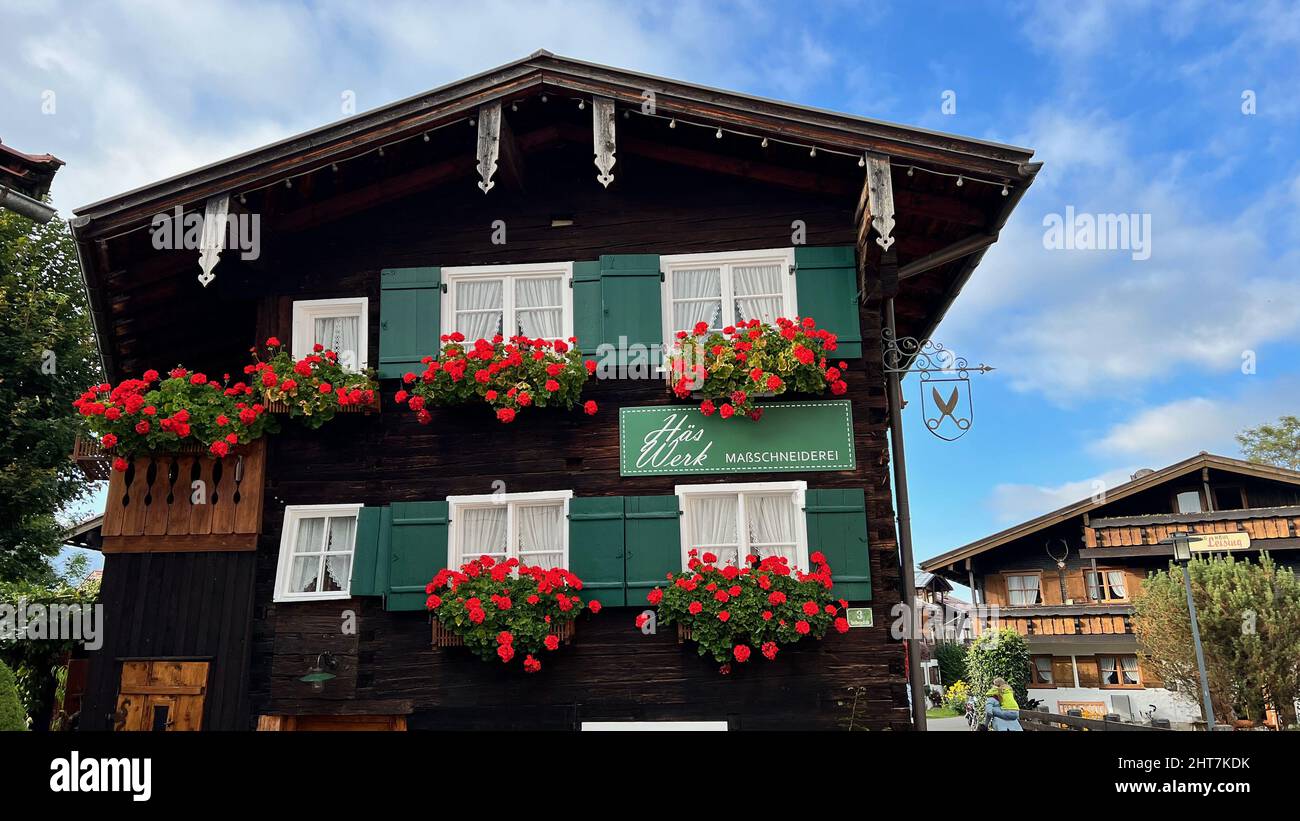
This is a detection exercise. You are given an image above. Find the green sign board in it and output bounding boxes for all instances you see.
[846,607,873,628]
[618,400,855,476]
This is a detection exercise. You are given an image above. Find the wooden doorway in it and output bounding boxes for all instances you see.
[114,661,209,731]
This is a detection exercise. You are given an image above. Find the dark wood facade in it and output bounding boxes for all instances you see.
[72,53,1039,731]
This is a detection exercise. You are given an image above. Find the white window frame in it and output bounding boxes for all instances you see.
[446,489,573,569]
[659,247,798,347]
[440,261,575,342]
[291,297,369,371]
[273,503,363,603]
[673,480,809,572]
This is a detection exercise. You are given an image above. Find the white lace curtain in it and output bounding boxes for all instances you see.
[458,506,508,565]
[289,517,325,593]
[454,279,504,341]
[1119,655,1140,684]
[322,516,355,592]
[733,263,783,324]
[314,316,360,369]
[1007,574,1040,606]
[687,495,739,566]
[746,493,797,565]
[1100,655,1119,684]
[516,277,563,339]
[516,503,563,569]
[671,267,722,334]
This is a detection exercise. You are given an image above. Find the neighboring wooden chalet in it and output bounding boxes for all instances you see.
[922,452,1300,725]
[0,137,63,223]
[70,51,1038,730]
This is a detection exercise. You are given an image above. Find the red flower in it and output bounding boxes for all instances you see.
[688,601,703,615]
[762,610,773,621]
[112,457,128,472]
[496,630,514,646]
[700,399,716,416]
[802,601,819,616]
[426,594,442,609]
[496,644,515,663]
[768,591,786,605]
[544,379,560,392]
[143,369,159,382]
[810,551,826,565]
[719,403,735,419]
[693,321,709,336]
[265,336,281,347]
[523,655,541,673]
[831,379,848,395]
[714,589,729,603]
[209,441,229,457]
[134,420,151,435]
[834,617,850,633]
[761,641,778,660]
[717,610,730,622]
[496,407,516,423]
[795,620,811,635]
[634,613,650,629]
[583,400,598,416]
[733,644,751,663]
[702,552,718,564]
[544,634,560,651]
[647,588,663,605]
[101,434,118,448]
[588,599,602,613]
[468,608,486,624]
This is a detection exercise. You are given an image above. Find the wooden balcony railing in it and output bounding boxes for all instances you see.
[973,611,1131,638]
[100,440,266,553]
[1087,506,1300,549]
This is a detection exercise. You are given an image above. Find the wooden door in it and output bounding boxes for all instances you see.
[114,661,209,731]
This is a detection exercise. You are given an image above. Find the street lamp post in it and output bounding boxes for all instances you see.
[1170,532,1217,730]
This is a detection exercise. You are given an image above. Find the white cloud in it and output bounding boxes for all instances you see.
[988,467,1136,525]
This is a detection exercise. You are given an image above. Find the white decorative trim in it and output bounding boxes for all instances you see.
[592,96,617,188]
[197,194,229,287]
[865,155,895,251]
[476,101,502,193]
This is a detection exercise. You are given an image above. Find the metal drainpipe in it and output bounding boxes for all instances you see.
[884,297,927,731]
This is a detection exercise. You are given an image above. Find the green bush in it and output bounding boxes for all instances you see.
[0,660,28,731]
[966,628,1031,717]
[934,640,968,687]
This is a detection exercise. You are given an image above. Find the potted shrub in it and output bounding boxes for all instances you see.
[642,550,849,674]
[425,556,600,672]
[394,334,597,424]
[664,317,848,420]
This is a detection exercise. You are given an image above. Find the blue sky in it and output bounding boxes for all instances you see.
[3,1,1298,581]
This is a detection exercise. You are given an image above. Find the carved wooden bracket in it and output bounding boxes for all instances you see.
[592,96,616,188]
[865,154,895,251]
[476,101,502,193]
[197,193,229,288]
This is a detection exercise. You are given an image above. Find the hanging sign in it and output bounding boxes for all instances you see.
[1188,532,1252,552]
[618,401,855,476]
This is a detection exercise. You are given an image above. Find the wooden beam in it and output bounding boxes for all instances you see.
[898,232,998,280]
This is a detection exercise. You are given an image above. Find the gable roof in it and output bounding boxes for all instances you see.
[73,49,1036,224]
[920,452,1300,573]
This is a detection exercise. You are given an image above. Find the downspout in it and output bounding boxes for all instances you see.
[885,296,927,731]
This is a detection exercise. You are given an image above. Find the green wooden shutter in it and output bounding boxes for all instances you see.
[386,501,448,611]
[793,246,862,359]
[624,495,681,605]
[568,496,626,607]
[378,266,441,379]
[805,488,871,600]
[599,254,662,368]
[349,506,389,597]
[572,260,603,357]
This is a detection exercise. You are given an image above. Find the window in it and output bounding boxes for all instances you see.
[1099,654,1141,688]
[675,481,808,571]
[292,298,368,370]
[1085,569,1129,602]
[446,490,572,570]
[1174,489,1203,514]
[441,262,574,342]
[660,248,797,343]
[1213,486,1246,511]
[274,504,361,602]
[1005,573,1041,606]
[1031,655,1054,686]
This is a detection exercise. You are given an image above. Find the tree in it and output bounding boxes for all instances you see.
[965,628,1030,717]
[1133,554,1300,727]
[0,210,100,584]
[1236,415,1300,471]
[934,640,968,688]
[0,660,27,731]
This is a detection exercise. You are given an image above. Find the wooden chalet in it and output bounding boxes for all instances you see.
[922,452,1300,725]
[70,51,1038,731]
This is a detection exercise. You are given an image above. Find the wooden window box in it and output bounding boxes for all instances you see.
[100,439,267,553]
[677,623,692,643]
[71,435,113,481]
[431,617,576,648]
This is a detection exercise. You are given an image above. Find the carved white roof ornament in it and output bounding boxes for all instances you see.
[865,154,895,251]
[197,193,229,288]
[592,96,616,188]
[476,101,502,193]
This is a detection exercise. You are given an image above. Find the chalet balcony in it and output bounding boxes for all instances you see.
[973,604,1133,639]
[1084,505,1300,557]
[90,439,267,553]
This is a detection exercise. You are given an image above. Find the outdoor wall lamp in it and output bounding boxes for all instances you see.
[299,652,338,692]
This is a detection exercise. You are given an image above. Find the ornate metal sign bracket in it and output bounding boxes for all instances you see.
[881,328,993,441]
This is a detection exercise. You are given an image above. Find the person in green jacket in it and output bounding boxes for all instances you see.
[984,677,1023,731]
